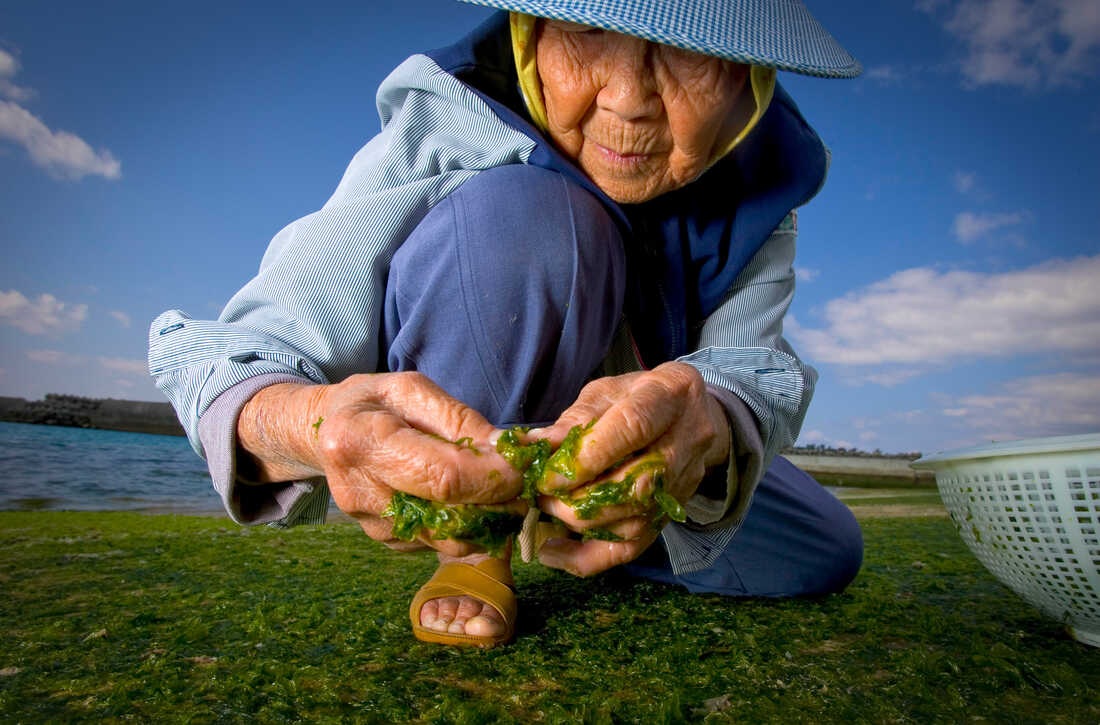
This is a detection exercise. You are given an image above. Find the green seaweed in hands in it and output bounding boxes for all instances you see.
[566,455,686,523]
[382,491,522,556]
[383,422,685,554]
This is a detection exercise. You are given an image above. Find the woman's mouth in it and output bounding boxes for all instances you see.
[592,142,651,168]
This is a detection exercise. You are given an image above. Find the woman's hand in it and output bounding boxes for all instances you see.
[237,372,525,556]
[533,362,731,576]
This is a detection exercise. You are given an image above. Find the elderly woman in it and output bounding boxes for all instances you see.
[149,0,864,648]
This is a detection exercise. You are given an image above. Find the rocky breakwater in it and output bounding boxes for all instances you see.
[0,394,185,437]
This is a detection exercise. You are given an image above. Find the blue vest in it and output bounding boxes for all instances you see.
[428,13,827,366]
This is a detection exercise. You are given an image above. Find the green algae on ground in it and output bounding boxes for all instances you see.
[5,511,1100,723]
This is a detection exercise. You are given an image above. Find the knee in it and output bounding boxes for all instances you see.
[390,164,625,325]
[813,504,864,595]
[445,165,623,290]
[383,164,626,422]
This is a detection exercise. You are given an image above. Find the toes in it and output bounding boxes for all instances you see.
[446,597,487,634]
[464,614,499,637]
[420,596,459,631]
[420,595,504,636]
[455,596,484,621]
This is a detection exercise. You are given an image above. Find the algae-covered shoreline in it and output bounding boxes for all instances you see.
[1,510,1096,723]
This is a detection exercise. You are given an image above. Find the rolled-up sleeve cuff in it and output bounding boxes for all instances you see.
[198,373,330,526]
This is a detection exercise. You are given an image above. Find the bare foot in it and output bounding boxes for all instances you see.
[418,550,513,638]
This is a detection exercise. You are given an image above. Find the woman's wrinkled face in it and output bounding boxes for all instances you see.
[536,19,749,204]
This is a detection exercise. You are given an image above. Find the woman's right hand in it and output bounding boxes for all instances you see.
[236,372,525,555]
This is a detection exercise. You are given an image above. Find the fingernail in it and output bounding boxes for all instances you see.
[537,538,568,562]
[537,550,558,568]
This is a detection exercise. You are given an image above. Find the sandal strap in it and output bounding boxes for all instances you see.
[409,559,517,647]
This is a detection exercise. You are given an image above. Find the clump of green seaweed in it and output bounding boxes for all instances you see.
[383,492,521,556]
[382,423,686,555]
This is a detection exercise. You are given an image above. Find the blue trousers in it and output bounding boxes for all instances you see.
[383,165,862,597]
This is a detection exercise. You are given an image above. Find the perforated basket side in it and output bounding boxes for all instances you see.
[934,452,1100,642]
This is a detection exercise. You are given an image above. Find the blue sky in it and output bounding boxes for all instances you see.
[1,0,1098,455]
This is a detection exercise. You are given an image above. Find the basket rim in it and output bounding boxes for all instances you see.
[911,432,1100,470]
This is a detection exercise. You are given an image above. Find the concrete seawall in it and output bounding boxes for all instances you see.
[785,453,935,486]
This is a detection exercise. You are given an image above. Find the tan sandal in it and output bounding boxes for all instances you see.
[409,558,516,648]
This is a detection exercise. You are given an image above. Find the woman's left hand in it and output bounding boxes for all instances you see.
[532,362,731,576]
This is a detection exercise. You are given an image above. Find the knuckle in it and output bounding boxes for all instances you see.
[345,372,373,387]
[661,361,704,396]
[386,370,430,401]
[316,428,350,463]
[452,405,483,435]
[615,413,655,449]
[424,461,460,502]
[585,376,616,396]
[401,370,431,388]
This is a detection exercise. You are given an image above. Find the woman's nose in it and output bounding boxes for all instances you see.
[596,37,662,121]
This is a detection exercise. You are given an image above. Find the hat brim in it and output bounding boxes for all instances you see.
[457,0,861,78]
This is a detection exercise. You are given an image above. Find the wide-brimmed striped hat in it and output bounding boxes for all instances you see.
[457,0,861,78]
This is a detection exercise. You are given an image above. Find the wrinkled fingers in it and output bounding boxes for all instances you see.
[538,530,660,577]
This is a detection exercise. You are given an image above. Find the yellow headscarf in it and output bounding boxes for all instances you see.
[509,12,776,166]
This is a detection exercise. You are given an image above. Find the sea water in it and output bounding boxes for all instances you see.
[0,421,220,513]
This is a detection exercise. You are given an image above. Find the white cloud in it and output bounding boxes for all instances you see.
[26,349,85,366]
[0,49,16,77]
[795,266,820,282]
[800,429,828,444]
[109,310,131,328]
[920,0,1100,88]
[0,79,33,103]
[26,349,65,364]
[0,100,121,180]
[788,254,1100,367]
[98,357,148,377]
[938,372,1100,439]
[864,369,925,387]
[0,52,120,181]
[0,290,87,335]
[0,50,33,103]
[864,65,904,85]
[952,210,1026,243]
[796,429,856,450]
[953,170,977,194]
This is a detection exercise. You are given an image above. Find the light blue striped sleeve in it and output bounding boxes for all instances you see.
[679,212,816,467]
[148,53,536,451]
[148,53,536,526]
[664,213,818,573]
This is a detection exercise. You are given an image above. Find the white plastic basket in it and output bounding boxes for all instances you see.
[912,433,1100,646]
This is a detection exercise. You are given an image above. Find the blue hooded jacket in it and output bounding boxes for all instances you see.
[428,12,828,366]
